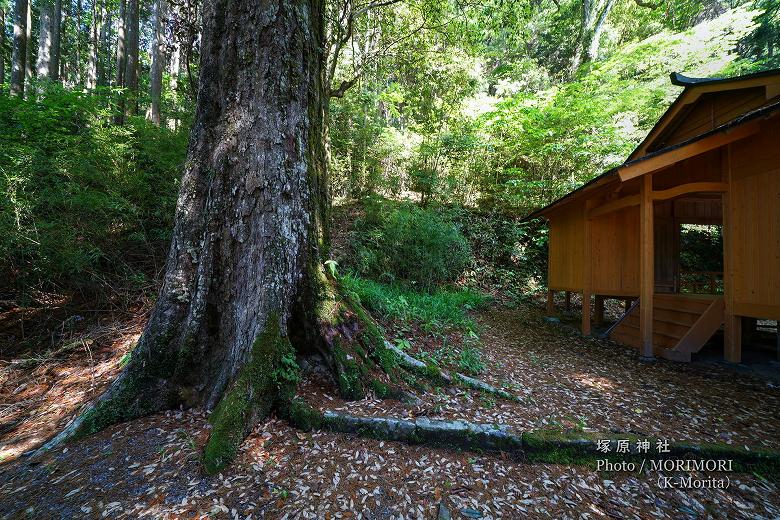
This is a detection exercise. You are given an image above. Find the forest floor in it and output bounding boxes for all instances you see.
[2,297,780,518]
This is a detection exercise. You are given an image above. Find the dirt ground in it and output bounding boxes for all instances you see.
[2,300,780,519]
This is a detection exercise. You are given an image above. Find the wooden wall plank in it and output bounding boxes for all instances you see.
[728,117,780,321]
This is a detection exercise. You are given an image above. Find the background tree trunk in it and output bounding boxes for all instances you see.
[24,0,31,88]
[114,0,126,123]
[86,0,101,89]
[59,0,69,81]
[10,0,28,96]
[115,0,126,86]
[73,0,82,85]
[147,0,165,125]
[586,0,616,62]
[37,2,54,79]
[46,0,335,476]
[50,0,62,80]
[124,0,139,114]
[167,27,181,130]
[0,7,6,88]
[98,6,111,86]
[570,0,615,75]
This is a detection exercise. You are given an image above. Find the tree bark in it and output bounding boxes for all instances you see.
[124,0,139,114]
[59,0,68,81]
[43,0,401,477]
[147,0,165,125]
[10,0,28,96]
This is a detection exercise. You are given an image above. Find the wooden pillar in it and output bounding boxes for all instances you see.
[722,145,741,363]
[565,291,571,312]
[546,289,555,315]
[639,174,655,359]
[594,296,605,327]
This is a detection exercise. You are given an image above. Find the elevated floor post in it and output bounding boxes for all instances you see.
[724,314,742,363]
[582,291,591,336]
[594,296,605,327]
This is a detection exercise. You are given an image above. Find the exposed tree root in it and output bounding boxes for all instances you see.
[293,409,780,479]
[384,343,518,401]
[321,411,523,452]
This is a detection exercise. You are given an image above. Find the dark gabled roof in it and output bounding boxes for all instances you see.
[669,68,780,87]
[521,68,780,222]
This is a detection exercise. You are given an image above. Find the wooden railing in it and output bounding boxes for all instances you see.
[678,270,723,294]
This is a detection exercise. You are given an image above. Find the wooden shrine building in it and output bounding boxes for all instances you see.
[527,69,780,363]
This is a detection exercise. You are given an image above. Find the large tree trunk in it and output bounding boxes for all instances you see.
[124,0,139,114]
[146,0,165,126]
[43,0,395,476]
[10,0,28,96]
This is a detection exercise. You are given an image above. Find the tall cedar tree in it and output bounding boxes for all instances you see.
[45,0,396,474]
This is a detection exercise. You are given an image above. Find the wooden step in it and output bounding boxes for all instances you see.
[622,315,690,338]
[610,323,680,349]
[653,294,715,312]
[607,295,724,361]
[644,307,701,326]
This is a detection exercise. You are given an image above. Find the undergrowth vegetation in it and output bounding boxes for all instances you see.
[349,199,472,290]
[0,88,187,296]
[340,274,486,334]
